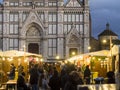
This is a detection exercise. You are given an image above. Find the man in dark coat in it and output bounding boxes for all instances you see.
[64,71,84,90]
[106,71,115,84]
[9,63,16,80]
[17,72,28,90]
[29,64,39,90]
[49,69,61,90]
[84,65,91,84]
[60,68,69,90]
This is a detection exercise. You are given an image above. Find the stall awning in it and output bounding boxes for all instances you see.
[67,50,110,61]
[0,50,42,58]
[86,50,109,56]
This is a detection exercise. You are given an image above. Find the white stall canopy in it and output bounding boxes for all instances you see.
[0,50,42,58]
[67,50,110,61]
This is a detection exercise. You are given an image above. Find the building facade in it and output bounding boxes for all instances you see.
[0,0,91,61]
[98,23,119,50]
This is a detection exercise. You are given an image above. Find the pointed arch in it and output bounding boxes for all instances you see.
[65,25,83,57]
[26,22,43,36]
[20,11,45,36]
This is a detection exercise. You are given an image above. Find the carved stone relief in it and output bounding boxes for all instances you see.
[69,34,79,44]
[27,27,40,36]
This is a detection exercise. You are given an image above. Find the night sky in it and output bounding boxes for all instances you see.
[0,0,120,39]
[90,0,120,39]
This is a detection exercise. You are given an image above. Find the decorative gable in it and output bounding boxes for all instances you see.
[66,0,82,7]
[20,11,44,36]
[66,24,81,45]
[23,11,44,26]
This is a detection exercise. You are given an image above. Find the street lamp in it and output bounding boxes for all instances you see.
[56,55,60,60]
[102,39,107,49]
[88,46,91,52]
[40,58,43,62]
[72,52,76,56]
[103,39,107,44]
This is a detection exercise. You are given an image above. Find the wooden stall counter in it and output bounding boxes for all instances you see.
[6,80,17,90]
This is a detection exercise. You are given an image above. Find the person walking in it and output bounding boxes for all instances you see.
[18,64,24,75]
[9,63,16,80]
[106,71,115,84]
[17,72,28,90]
[60,68,69,90]
[84,65,91,84]
[29,64,39,90]
[64,71,84,90]
[49,68,61,90]
[41,73,50,90]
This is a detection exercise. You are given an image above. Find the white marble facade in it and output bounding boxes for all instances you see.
[0,0,91,61]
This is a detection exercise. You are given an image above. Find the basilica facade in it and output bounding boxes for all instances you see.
[0,0,91,61]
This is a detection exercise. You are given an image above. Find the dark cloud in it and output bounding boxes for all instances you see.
[90,0,120,38]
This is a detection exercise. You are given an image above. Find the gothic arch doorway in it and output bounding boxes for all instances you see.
[26,23,43,54]
[28,43,39,54]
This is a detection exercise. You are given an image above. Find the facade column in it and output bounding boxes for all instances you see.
[83,10,90,53]
[42,9,48,60]
[81,0,90,53]
[57,10,64,59]
[3,10,9,51]
[18,11,23,50]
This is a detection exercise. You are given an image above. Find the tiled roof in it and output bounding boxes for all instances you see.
[98,30,118,36]
[98,23,118,37]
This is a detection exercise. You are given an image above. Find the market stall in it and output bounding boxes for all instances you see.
[65,50,110,78]
[66,50,109,65]
[0,50,42,82]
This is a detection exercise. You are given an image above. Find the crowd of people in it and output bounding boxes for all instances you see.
[27,62,86,90]
[6,62,115,90]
